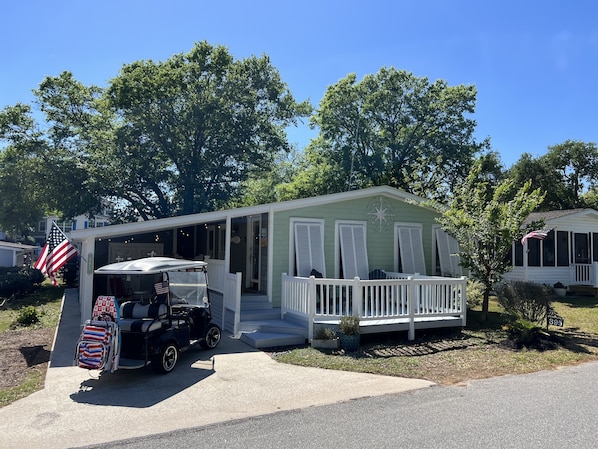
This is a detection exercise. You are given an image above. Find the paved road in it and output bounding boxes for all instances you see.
[82,361,598,449]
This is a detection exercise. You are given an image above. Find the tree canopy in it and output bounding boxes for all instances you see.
[0,42,311,235]
[105,42,310,217]
[306,67,485,201]
[508,140,598,211]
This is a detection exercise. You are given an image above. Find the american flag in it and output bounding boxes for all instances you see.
[34,222,78,285]
[154,281,169,295]
[521,230,549,245]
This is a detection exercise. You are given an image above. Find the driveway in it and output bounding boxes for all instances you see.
[0,290,433,449]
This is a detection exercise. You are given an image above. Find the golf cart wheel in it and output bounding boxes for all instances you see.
[152,343,179,374]
[200,323,222,349]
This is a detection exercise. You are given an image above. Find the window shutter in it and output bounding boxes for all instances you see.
[339,224,369,279]
[397,226,426,275]
[435,228,462,276]
[294,222,326,277]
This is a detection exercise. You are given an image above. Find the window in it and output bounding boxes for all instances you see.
[396,224,426,275]
[435,228,461,276]
[527,238,541,266]
[557,231,569,266]
[542,230,555,266]
[293,220,326,277]
[574,233,590,264]
[337,222,368,279]
[206,224,226,260]
[514,241,524,266]
[38,221,46,233]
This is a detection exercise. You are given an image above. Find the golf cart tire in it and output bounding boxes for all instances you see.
[152,343,179,374]
[200,323,222,349]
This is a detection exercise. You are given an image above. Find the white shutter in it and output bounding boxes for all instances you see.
[397,226,426,275]
[294,222,326,277]
[435,228,462,276]
[339,224,369,279]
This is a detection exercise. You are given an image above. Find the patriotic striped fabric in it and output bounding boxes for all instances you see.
[34,222,78,285]
[521,230,549,245]
[154,281,169,295]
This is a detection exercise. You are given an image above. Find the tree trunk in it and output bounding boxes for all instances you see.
[481,287,490,321]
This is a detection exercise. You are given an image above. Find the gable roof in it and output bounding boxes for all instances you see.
[525,208,598,225]
[71,186,433,241]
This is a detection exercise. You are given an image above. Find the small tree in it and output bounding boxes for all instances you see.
[437,162,545,320]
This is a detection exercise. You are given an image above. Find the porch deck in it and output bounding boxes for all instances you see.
[214,270,467,348]
[281,272,467,342]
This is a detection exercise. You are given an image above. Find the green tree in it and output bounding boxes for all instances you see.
[543,140,598,208]
[507,141,598,211]
[437,162,545,321]
[309,67,485,200]
[105,41,311,217]
[508,153,572,211]
[0,104,50,239]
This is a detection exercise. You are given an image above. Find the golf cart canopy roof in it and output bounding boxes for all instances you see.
[94,257,207,275]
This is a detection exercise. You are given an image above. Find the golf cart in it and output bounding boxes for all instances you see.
[76,257,221,374]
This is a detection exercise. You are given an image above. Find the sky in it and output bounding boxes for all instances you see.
[2,0,597,167]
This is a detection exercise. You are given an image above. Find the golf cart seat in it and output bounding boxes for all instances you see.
[120,301,168,333]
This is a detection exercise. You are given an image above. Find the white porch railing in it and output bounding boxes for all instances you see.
[572,262,598,287]
[281,273,467,341]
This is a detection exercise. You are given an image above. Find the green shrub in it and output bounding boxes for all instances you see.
[466,278,484,309]
[16,306,40,327]
[338,315,360,335]
[0,267,44,297]
[503,318,550,349]
[314,326,337,340]
[495,281,551,324]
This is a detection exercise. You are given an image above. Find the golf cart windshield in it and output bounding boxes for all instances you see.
[168,271,208,307]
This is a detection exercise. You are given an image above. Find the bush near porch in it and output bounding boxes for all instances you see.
[273,295,598,385]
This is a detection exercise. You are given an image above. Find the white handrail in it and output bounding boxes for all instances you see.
[281,273,467,341]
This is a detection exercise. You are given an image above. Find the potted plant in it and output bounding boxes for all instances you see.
[338,315,360,352]
[311,326,339,349]
[553,282,567,297]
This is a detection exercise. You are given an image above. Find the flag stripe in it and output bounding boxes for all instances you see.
[34,222,78,284]
[521,230,549,245]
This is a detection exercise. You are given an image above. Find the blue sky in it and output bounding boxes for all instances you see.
[2,0,597,167]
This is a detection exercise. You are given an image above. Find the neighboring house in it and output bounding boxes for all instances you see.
[32,212,111,247]
[503,208,598,293]
[0,241,37,267]
[71,186,466,347]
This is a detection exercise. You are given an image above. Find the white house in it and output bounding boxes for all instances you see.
[503,208,598,294]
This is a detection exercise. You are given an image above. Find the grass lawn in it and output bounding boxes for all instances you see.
[273,295,598,385]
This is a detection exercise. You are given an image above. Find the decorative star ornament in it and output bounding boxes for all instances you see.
[367,197,394,231]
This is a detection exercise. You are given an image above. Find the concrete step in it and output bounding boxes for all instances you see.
[240,295,271,310]
[239,318,306,336]
[240,308,281,321]
[240,331,306,349]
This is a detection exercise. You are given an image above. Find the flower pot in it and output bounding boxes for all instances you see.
[339,333,360,352]
[554,287,567,297]
[312,338,339,349]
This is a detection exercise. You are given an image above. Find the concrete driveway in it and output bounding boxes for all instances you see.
[0,290,434,449]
